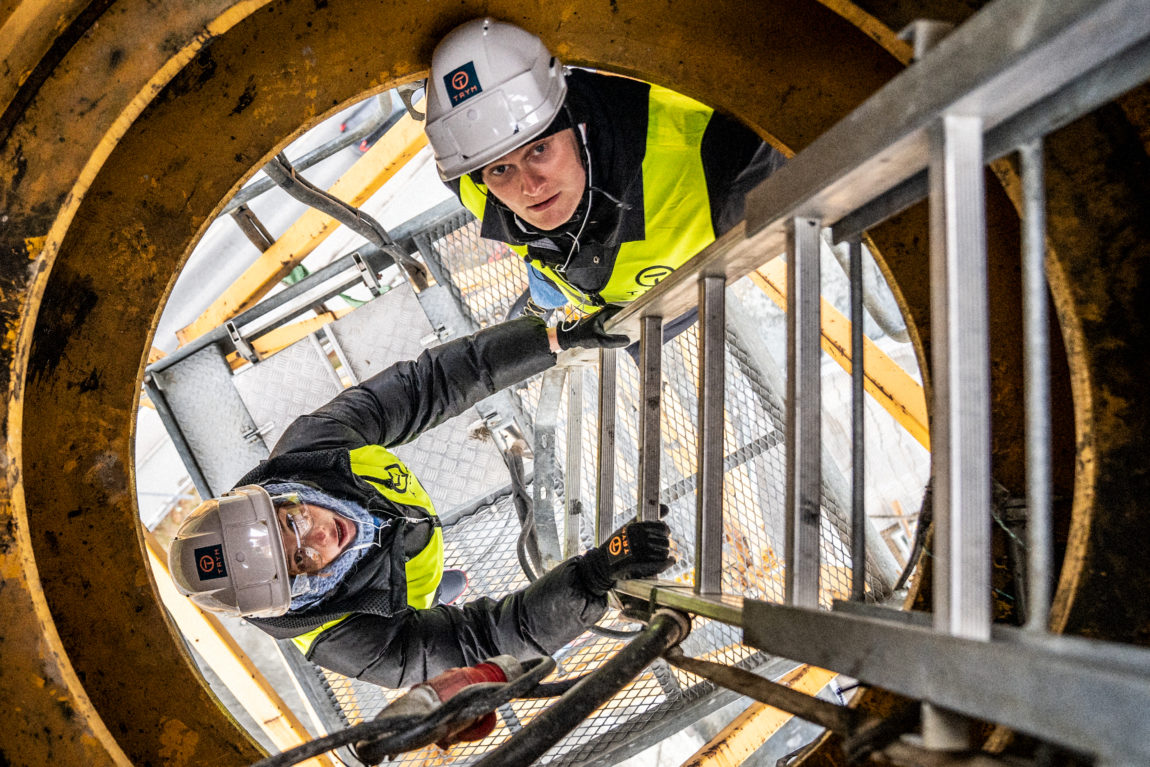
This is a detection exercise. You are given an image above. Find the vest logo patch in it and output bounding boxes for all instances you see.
[636,265,674,287]
[194,544,228,581]
[444,62,482,106]
[383,463,410,494]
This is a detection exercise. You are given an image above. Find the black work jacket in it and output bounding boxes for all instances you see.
[449,69,785,305]
[242,317,607,687]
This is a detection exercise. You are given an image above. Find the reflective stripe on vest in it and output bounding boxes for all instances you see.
[459,85,715,312]
[291,445,444,655]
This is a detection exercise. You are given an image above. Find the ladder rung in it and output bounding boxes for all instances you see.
[638,315,664,522]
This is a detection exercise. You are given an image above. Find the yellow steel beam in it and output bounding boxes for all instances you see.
[680,665,839,767]
[144,538,335,766]
[176,102,427,345]
[750,262,930,449]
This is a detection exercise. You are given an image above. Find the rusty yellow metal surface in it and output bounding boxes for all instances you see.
[750,261,930,449]
[0,0,91,117]
[145,538,335,766]
[680,665,839,767]
[3,1,1145,766]
[176,102,429,345]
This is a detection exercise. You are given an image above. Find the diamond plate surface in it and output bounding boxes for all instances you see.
[151,344,269,496]
[326,283,430,375]
[329,285,512,512]
[233,334,344,452]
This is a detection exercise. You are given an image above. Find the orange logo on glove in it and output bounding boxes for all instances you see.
[607,529,630,560]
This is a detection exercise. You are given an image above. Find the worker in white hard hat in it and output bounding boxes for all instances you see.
[168,314,676,688]
[425,18,785,333]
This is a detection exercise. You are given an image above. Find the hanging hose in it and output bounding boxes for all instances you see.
[262,153,429,290]
[470,610,691,767]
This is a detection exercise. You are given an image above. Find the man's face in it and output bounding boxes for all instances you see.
[480,128,586,231]
[277,503,356,576]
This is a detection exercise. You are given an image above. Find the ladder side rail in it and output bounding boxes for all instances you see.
[695,275,727,595]
[533,368,568,570]
[564,368,585,559]
[595,349,619,544]
[784,217,823,609]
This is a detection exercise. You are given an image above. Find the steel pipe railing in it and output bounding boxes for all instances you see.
[1019,138,1053,634]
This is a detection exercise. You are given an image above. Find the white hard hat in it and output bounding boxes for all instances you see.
[168,485,292,618]
[425,18,567,180]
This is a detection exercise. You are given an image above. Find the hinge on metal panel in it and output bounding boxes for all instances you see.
[352,250,382,297]
[419,324,451,346]
[469,413,532,459]
[225,320,259,363]
[241,422,274,444]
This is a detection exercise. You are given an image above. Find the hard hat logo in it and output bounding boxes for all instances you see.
[194,544,228,580]
[444,62,482,106]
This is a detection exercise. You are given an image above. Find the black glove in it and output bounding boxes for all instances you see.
[576,520,676,596]
[555,305,630,350]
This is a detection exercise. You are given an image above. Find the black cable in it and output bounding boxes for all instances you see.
[500,427,641,639]
[520,677,588,698]
[894,482,931,592]
[249,657,558,767]
[590,623,643,639]
[248,713,424,767]
[516,514,541,582]
[470,611,690,767]
[355,656,559,764]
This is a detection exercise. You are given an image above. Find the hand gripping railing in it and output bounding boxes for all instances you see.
[532,0,1150,765]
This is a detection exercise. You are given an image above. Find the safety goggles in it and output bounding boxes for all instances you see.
[270,493,325,577]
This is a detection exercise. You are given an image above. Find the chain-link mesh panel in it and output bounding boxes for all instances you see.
[422,214,530,330]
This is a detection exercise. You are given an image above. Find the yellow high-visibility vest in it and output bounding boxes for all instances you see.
[291,445,442,654]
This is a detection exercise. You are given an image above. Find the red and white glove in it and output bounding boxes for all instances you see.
[369,655,523,750]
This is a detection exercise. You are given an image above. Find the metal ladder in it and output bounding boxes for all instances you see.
[520,0,1150,764]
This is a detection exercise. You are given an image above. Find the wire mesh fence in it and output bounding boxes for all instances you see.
[292,209,911,765]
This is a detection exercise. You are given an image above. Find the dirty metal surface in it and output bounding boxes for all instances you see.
[156,343,274,496]
[6,1,1146,766]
